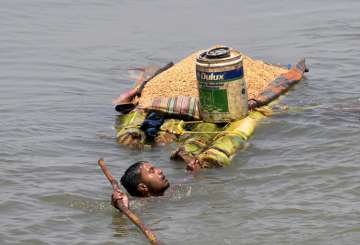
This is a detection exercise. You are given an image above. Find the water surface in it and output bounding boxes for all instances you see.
[1,0,360,244]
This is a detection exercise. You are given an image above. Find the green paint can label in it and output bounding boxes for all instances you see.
[196,46,248,123]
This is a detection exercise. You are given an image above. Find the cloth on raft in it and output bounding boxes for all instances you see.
[140,112,165,138]
[138,96,200,120]
[248,58,307,109]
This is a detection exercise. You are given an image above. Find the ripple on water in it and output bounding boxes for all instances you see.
[40,193,112,213]
[1,0,360,244]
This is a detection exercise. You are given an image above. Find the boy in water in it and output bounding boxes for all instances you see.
[111,161,170,209]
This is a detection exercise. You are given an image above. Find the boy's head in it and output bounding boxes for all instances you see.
[120,161,169,197]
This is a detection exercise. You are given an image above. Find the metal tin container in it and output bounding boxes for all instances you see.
[196,46,248,123]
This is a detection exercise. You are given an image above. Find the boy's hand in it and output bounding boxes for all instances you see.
[186,159,201,171]
[111,189,129,209]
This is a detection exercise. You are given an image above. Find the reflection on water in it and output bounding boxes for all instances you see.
[40,194,112,213]
[112,215,129,239]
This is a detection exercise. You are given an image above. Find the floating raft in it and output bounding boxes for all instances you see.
[114,48,307,168]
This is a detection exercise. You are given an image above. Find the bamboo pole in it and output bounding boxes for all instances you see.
[98,159,159,245]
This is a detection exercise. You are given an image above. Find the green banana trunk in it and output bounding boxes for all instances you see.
[116,110,147,149]
[154,119,185,145]
[171,122,219,163]
[197,111,265,167]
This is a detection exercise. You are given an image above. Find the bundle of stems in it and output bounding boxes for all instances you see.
[171,122,219,164]
[154,131,178,146]
[197,111,265,167]
[154,119,186,145]
[116,111,147,149]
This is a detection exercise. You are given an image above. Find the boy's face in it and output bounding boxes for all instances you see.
[139,162,169,195]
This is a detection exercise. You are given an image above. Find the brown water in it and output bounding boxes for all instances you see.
[1,0,360,244]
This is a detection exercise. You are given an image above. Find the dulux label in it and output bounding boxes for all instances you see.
[196,67,244,82]
[199,73,224,81]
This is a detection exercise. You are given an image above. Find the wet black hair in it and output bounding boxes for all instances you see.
[120,161,146,197]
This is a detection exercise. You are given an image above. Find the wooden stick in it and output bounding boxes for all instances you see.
[136,62,174,96]
[98,158,159,245]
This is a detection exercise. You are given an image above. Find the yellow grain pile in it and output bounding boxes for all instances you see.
[138,50,287,106]
[138,51,200,106]
[243,56,288,99]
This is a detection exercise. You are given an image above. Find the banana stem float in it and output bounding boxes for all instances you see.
[98,159,159,245]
